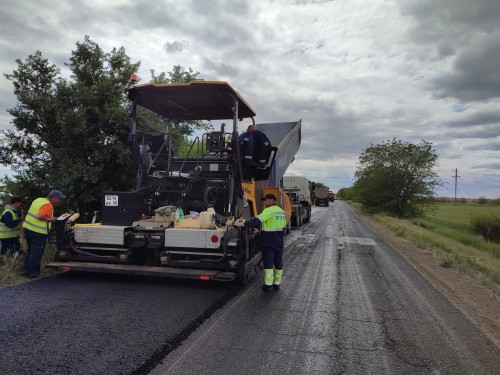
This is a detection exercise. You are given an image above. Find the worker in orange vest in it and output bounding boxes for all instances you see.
[21,190,65,278]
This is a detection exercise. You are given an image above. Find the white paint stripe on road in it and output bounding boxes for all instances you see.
[339,237,376,246]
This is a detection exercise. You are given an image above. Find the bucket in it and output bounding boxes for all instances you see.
[199,210,215,229]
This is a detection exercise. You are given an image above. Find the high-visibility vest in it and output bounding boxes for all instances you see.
[257,205,287,232]
[23,198,52,235]
[0,207,20,239]
[255,204,286,248]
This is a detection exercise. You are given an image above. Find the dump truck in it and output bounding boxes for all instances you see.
[48,79,301,283]
[314,187,330,206]
[328,191,335,202]
[282,174,312,227]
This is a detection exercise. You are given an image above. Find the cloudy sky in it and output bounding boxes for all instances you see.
[1,0,499,198]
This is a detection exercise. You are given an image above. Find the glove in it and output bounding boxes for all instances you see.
[234,218,246,227]
[225,216,235,227]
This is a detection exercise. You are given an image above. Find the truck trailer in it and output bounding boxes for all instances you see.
[48,79,301,284]
[282,174,312,227]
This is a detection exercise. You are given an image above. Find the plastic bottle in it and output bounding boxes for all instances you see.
[175,207,184,220]
[200,208,216,229]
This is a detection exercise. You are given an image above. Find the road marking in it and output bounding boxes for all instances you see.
[339,237,376,246]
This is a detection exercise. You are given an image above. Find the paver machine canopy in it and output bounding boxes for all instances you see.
[127,80,276,219]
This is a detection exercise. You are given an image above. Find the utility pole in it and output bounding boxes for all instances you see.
[452,168,461,205]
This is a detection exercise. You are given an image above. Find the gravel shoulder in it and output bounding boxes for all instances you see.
[356,208,500,350]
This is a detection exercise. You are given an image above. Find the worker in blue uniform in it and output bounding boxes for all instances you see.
[238,125,272,168]
[235,193,286,291]
[238,125,256,166]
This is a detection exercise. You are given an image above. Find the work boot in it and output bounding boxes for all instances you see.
[273,284,280,291]
[262,284,273,292]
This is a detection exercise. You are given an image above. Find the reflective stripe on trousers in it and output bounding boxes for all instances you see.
[274,268,283,285]
[264,269,274,286]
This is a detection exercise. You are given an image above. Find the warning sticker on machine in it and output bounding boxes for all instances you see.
[105,195,119,206]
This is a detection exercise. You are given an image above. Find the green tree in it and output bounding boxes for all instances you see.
[150,65,198,84]
[354,138,441,217]
[337,185,360,202]
[477,197,488,204]
[336,187,347,200]
[1,37,140,212]
[310,181,328,190]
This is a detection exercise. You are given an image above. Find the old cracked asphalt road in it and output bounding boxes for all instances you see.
[1,200,499,374]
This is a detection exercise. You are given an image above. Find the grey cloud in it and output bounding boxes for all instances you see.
[202,57,239,77]
[147,0,254,49]
[444,111,500,128]
[464,142,500,152]
[196,23,254,49]
[1,1,74,51]
[164,41,186,53]
[253,91,449,163]
[251,94,368,158]
[431,33,500,101]
[446,126,500,139]
[402,1,500,101]
[293,0,335,5]
[189,0,249,15]
[285,40,325,56]
[472,162,500,170]
[403,0,500,40]
[286,48,307,56]
[436,44,455,58]
[106,1,181,31]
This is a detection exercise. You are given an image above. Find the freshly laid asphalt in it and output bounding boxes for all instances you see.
[0,272,239,374]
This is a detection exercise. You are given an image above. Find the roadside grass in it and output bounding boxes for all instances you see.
[0,253,24,288]
[0,244,58,289]
[366,203,500,296]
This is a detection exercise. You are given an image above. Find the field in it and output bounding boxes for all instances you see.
[370,203,500,295]
[431,203,500,224]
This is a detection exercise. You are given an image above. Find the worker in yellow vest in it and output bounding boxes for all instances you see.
[21,190,65,278]
[0,196,24,256]
[235,194,287,291]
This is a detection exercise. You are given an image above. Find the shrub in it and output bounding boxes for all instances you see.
[477,197,488,204]
[470,214,500,243]
[440,259,453,268]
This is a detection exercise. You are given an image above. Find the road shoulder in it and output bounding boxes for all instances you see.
[355,208,500,350]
